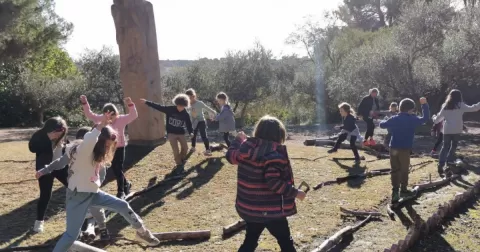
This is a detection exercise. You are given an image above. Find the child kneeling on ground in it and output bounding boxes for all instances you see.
[36,127,110,241]
[328,103,362,165]
[226,115,306,252]
[379,98,429,203]
[51,115,159,252]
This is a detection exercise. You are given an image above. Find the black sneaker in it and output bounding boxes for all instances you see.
[173,164,185,175]
[124,181,132,195]
[116,192,126,199]
[99,228,111,241]
[327,148,338,154]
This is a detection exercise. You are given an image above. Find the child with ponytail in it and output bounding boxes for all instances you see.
[51,114,159,252]
[327,103,362,164]
[28,117,68,233]
[80,95,138,199]
[215,92,235,147]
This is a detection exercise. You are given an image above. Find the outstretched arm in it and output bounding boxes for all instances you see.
[117,97,138,125]
[80,96,103,123]
[143,100,169,113]
[226,138,245,165]
[414,103,430,126]
[461,102,480,113]
[37,155,70,177]
[200,101,216,115]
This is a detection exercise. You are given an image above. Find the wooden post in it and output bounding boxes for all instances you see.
[111,0,165,146]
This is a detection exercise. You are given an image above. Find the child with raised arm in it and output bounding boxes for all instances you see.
[380,98,429,203]
[35,127,111,241]
[80,95,138,199]
[185,88,216,156]
[215,92,235,147]
[28,117,68,233]
[327,103,362,165]
[140,94,193,173]
[51,114,159,252]
[226,115,306,252]
[432,89,480,176]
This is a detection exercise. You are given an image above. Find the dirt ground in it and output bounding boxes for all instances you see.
[1,121,480,252]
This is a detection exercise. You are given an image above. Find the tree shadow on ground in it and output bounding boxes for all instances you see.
[176,157,224,200]
[332,159,367,189]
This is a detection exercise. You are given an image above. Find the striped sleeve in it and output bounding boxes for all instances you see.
[225,138,244,165]
[264,163,298,197]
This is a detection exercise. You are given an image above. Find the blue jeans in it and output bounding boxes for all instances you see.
[438,134,459,167]
[53,189,143,252]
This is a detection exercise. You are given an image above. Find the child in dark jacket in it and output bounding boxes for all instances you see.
[29,117,68,233]
[141,94,193,173]
[380,97,429,203]
[328,103,361,164]
[226,115,306,252]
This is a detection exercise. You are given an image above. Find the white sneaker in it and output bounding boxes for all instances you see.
[33,220,44,233]
[136,228,160,246]
[203,150,212,156]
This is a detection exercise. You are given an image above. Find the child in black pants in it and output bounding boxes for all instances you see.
[328,103,361,164]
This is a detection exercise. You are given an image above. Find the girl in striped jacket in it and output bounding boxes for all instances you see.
[226,115,306,252]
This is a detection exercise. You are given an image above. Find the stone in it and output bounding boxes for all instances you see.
[111,0,165,146]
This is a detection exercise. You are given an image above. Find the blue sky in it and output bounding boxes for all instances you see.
[55,0,341,60]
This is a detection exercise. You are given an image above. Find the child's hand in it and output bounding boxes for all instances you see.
[236,131,247,142]
[139,98,147,104]
[296,190,306,201]
[35,171,43,179]
[124,97,133,105]
[80,95,87,104]
[420,97,427,105]
[334,125,341,130]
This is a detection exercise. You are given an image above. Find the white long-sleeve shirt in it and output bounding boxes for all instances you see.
[66,128,103,193]
[433,102,480,134]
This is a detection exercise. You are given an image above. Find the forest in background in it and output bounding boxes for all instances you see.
[1,0,480,127]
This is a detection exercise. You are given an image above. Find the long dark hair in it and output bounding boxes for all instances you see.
[443,89,463,110]
[39,117,68,146]
[93,126,117,165]
[253,115,286,144]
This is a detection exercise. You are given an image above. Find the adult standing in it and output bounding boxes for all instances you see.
[357,88,380,146]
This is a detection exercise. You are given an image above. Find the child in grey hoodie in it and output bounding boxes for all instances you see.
[215,92,236,147]
[433,89,480,175]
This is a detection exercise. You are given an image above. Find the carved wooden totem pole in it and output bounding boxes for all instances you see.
[111,0,165,145]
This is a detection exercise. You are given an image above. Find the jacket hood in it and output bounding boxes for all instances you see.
[237,137,287,164]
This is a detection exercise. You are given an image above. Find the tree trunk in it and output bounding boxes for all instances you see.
[36,108,44,126]
[233,101,239,113]
[240,102,249,119]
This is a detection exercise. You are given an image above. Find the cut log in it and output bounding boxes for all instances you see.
[223,220,246,236]
[313,180,337,190]
[332,156,365,161]
[311,215,372,252]
[339,207,383,217]
[412,174,460,192]
[153,230,211,241]
[68,241,106,252]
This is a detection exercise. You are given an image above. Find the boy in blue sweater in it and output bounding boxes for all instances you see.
[379,97,429,203]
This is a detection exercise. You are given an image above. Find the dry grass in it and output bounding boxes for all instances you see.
[0,136,479,252]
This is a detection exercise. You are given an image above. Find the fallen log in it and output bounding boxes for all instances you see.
[153,230,211,241]
[223,220,246,236]
[311,215,373,252]
[412,174,460,192]
[339,207,383,217]
[68,241,106,252]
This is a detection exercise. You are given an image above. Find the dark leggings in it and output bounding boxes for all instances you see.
[333,133,360,160]
[238,218,296,252]
[433,132,443,151]
[191,121,210,150]
[223,132,231,147]
[111,147,127,193]
[364,117,375,140]
[37,169,68,220]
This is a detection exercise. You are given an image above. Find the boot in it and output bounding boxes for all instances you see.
[391,188,400,204]
[400,187,416,198]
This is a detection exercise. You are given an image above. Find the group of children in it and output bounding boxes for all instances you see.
[28,86,480,251]
[329,89,480,203]
[28,89,238,251]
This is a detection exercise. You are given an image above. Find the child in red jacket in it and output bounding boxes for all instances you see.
[226,115,306,252]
